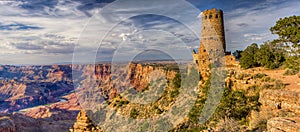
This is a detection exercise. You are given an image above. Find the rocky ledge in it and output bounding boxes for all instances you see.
[267,117,300,132]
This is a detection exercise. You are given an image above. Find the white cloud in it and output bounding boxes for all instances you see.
[224,0,300,51]
[1,0,299,64]
[0,0,90,64]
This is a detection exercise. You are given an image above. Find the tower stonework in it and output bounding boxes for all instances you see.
[200,8,226,53]
[193,8,227,81]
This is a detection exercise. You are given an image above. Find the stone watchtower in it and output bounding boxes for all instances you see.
[193,8,226,80]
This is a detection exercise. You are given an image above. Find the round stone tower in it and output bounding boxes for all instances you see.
[200,8,226,55]
[196,8,226,81]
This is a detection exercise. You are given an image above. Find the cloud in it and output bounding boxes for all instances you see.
[236,23,248,27]
[1,0,300,64]
[224,0,300,50]
[0,0,89,64]
[11,43,44,50]
[0,23,42,30]
[244,33,271,41]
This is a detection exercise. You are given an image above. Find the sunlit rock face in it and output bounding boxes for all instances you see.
[258,90,300,131]
[267,117,300,132]
[70,110,103,132]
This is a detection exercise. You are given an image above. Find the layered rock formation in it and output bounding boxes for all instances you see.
[0,111,78,132]
[70,110,102,132]
[259,90,300,132]
[260,90,300,116]
[0,62,180,131]
[0,65,73,112]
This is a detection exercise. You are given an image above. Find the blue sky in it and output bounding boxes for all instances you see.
[0,0,299,65]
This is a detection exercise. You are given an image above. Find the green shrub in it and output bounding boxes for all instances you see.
[274,80,285,89]
[236,73,250,80]
[130,108,139,118]
[260,83,274,89]
[284,69,299,75]
[173,73,181,88]
[262,76,275,82]
[215,89,260,121]
[173,77,261,131]
[253,73,267,79]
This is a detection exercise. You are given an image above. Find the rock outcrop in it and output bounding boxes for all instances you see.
[260,90,300,116]
[267,117,300,132]
[258,90,300,131]
[0,116,16,132]
[70,110,102,132]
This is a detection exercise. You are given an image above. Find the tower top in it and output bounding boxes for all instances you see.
[201,8,223,19]
[202,8,223,14]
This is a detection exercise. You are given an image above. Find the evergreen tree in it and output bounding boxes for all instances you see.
[270,15,300,55]
[240,43,259,69]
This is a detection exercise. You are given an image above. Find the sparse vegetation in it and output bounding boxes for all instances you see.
[253,73,267,79]
[261,76,275,82]
[274,80,285,89]
[172,76,261,131]
[130,108,139,118]
[260,83,274,89]
[236,73,250,80]
[284,69,299,75]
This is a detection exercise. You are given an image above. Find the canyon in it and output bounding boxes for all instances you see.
[0,62,180,131]
[0,63,299,131]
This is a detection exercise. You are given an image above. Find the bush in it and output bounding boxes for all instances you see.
[274,80,285,89]
[284,69,299,75]
[173,78,261,131]
[173,73,181,88]
[262,76,275,82]
[260,84,274,89]
[253,73,267,79]
[236,73,250,80]
[214,88,260,123]
[130,108,139,118]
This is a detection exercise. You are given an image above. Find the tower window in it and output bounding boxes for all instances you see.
[209,14,212,19]
[216,14,219,18]
[205,16,207,19]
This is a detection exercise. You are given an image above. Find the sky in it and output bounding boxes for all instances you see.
[0,0,299,65]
